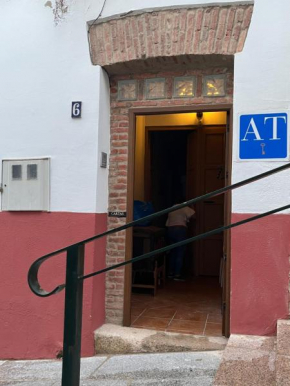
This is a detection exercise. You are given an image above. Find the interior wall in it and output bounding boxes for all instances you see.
[145,112,227,127]
[134,112,227,202]
[134,116,146,201]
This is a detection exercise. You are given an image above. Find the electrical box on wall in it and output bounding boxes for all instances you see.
[2,158,50,211]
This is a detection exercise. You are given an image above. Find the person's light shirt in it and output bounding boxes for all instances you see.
[166,206,195,228]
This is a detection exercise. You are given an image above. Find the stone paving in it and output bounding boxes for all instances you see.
[0,351,223,386]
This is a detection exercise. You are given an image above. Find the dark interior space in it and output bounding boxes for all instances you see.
[149,130,190,227]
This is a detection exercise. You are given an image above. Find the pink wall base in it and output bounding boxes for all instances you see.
[0,212,107,359]
[231,213,290,336]
[3,210,288,358]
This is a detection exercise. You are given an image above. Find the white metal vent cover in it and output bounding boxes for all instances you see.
[2,158,50,211]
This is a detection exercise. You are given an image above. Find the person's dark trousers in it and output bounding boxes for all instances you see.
[167,226,187,277]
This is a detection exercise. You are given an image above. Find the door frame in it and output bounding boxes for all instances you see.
[123,105,233,337]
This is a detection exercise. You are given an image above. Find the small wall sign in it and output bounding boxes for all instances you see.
[71,102,82,118]
[109,211,127,218]
[239,112,289,161]
[100,152,108,168]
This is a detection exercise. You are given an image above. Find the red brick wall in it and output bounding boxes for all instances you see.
[106,67,233,324]
[89,5,253,67]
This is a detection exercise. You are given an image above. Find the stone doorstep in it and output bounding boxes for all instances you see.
[277,318,290,356]
[276,354,290,386]
[276,319,290,386]
[94,323,227,355]
[213,334,277,386]
[213,320,290,386]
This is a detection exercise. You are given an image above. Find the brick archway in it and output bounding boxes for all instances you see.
[88,5,253,325]
[88,4,253,74]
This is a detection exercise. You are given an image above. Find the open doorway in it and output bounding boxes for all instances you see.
[126,110,231,337]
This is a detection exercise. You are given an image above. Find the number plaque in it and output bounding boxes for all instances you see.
[71,102,82,118]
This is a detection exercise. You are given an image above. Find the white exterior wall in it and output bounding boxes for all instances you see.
[0,0,109,213]
[1,0,290,214]
[86,0,250,20]
[232,0,290,213]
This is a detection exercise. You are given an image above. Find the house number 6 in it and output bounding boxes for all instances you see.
[72,102,82,118]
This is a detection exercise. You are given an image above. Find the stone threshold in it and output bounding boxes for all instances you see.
[94,323,227,355]
[213,334,277,386]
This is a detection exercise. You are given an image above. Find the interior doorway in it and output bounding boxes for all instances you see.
[125,109,231,337]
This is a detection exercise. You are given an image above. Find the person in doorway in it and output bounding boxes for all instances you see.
[166,199,195,281]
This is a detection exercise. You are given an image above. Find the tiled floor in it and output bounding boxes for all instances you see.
[130,277,223,337]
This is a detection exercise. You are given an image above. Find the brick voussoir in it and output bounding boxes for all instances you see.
[89,5,253,66]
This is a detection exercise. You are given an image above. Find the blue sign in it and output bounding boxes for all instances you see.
[239,113,288,160]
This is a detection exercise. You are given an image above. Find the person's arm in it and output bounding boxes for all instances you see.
[186,206,196,221]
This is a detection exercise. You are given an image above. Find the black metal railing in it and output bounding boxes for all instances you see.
[28,163,290,386]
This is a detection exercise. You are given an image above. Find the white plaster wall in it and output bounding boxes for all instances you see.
[0,0,109,213]
[95,69,110,212]
[2,0,290,215]
[86,0,250,21]
[232,0,290,213]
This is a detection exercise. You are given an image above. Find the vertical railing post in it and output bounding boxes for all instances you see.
[61,244,84,386]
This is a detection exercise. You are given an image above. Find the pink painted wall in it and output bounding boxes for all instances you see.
[0,212,107,359]
[231,213,290,336]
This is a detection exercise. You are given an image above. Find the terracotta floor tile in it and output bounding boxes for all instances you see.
[174,310,208,322]
[167,320,205,335]
[145,300,175,308]
[204,322,222,337]
[208,313,222,323]
[131,277,223,336]
[143,306,176,319]
[132,316,170,330]
[131,307,147,317]
[184,303,220,313]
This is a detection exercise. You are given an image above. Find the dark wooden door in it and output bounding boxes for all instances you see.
[186,130,199,276]
[198,127,226,276]
[186,127,226,276]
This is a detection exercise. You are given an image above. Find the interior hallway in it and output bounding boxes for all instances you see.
[130,277,222,337]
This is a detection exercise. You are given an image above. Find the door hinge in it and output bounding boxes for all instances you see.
[0,184,3,193]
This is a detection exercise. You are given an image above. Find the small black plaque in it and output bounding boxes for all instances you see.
[109,211,127,218]
[71,101,82,118]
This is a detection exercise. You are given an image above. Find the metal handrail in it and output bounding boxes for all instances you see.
[28,162,290,298]
[78,203,290,281]
[27,162,290,386]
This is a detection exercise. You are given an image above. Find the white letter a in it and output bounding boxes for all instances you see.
[242,118,264,141]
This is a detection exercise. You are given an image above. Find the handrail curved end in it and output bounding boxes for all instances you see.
[28,256,66,298]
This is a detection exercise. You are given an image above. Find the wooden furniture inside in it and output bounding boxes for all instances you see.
[132,226,166,296]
